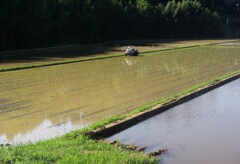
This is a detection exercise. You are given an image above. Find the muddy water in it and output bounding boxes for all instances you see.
[0,39,233,69]
[0,45,240,144]
[107,78,240,164]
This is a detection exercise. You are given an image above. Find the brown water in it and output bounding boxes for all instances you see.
[0,39,233,68]
[107,78,240,164]
[0,45,240,144]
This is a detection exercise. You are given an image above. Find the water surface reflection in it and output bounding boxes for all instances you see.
[0,118,89,145]
[107,79,240,164]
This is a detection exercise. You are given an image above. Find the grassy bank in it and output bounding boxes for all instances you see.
[0,134,156,163]
[1,69,240,163]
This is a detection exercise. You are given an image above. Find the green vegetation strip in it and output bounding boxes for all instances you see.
[0,135,156,164]
[1,70,240,163]
[141,45,200,55]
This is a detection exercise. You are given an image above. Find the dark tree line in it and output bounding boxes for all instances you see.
[0,0,238,51]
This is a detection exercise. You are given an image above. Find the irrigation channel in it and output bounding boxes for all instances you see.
[0,42,240,144]
[107,78,240,164]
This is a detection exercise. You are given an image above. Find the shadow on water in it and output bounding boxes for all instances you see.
[0,46,121,64]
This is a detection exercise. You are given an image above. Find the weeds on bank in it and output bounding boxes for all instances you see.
[0,135,156,163]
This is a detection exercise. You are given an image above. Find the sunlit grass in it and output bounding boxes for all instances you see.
[0,134,156,163]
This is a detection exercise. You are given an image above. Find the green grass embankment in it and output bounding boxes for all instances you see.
[1,69,240,163]
[0,135,156,163]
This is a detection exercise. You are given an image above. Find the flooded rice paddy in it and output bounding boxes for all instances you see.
[0,39,235,69]
[0,44,240,144]
[107,78,240,164]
